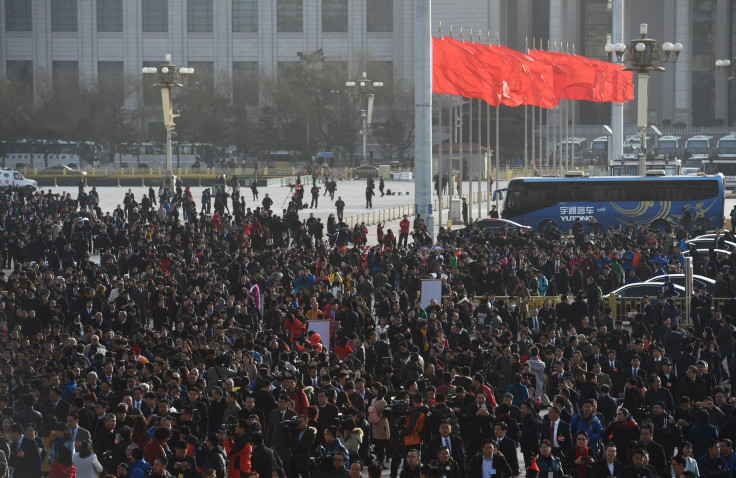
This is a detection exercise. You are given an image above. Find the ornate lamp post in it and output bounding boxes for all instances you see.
[142,54,194,192]
[346,72,383,166]
[606,24,681,175]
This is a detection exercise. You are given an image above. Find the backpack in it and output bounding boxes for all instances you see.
[368,405,381,424]
[419,409,433,443]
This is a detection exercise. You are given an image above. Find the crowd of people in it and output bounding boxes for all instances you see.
[0,178,733,478]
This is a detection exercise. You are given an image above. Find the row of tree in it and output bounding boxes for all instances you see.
[0,49,421,168]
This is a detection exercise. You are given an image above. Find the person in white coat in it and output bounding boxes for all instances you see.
[72,440,104,478]
[526,347,547,399]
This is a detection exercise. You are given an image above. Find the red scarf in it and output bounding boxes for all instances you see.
[575,446,590,478]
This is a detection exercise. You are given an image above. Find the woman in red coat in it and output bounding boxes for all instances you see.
[49,446,76,478]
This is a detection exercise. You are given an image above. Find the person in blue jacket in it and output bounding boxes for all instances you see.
[569,400,603,455]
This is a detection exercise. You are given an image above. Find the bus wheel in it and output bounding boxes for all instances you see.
[538,219,557,233]
[652,219,671,233]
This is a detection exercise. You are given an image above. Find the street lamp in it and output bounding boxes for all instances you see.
[142,53,194,193]
[346,72,383,166]
[715,58,735,80]
[606,23,681,175]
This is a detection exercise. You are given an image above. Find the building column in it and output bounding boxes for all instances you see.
[673,0,691,125]
[714,0,730,124]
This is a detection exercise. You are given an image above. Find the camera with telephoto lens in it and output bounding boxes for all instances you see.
[281,417,300,432]
[220,415,238,435]
[309,446,337,472]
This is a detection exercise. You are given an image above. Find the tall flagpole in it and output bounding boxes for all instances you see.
[487,31,492,209]
[531,38,536,176]
[468,29,474,223]
[565,43,570,171]
[438,92,443,227]
[495,32,500,210]
[477,98,482,218]
[437,22,443,228]
[524,39,528,176]
[571,43,576,171]
[415,0,434,235]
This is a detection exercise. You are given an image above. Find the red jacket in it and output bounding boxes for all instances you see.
[400,218,411,234]
[49,462,76,478]
[227,438,252,478]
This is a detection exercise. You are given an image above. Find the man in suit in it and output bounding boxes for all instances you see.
[267,394,297,459]
[527,308,547,341]
[66,412,92,447]
[591,362,612,390]
[602,350,623,396]
[463,391,495,457]
[8,423,42,478]
[586,343,607,371]
[493,421,520,477]
[251,431,281,478]
[316,389,339,427]
[519,401,540,467]
[620,355,647,393]
[284,415,316,478]
[659,359,679,400]
[597,385,618,428]
[678,365,708,402]
[634,424,668,474]
[422,419,465,472]
[546,360,571,399]
[47,387,71,425]
[543,406,572,460]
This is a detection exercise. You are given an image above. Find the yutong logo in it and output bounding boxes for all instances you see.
[559,206,595,222]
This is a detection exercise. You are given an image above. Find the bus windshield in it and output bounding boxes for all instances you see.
[719,139,736,154]
[658,140,678,153]
[687,140,709,153]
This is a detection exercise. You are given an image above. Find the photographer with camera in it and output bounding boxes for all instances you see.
[322,452,350,478]
[167,440,197,478]
[226,418,253,478]
[283,415,316,478]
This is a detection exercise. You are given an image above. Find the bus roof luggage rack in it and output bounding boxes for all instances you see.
[564,171,587,177]
[645,170,666,176]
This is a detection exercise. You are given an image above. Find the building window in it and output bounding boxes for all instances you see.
[233,62,260,105]
[143,0,168,33]
[6,61,33,102]
[51,0,77,32]
[5,0,32,31]
[691,0,716,127]
[188,61,214,91]
[233,0,257,33]
[578,0,610,125]
[322,0,347,33]
[97,0,122,32]
[52,61,79,90]
[277,0,302,33]
[187,0,213,33]
[367,0,392,33]
[98,61,125,102]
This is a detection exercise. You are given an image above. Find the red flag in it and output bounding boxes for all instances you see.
[432,36,501,105]
[494,44,557,108]
[599,60,634,103]
[529,50,597,102]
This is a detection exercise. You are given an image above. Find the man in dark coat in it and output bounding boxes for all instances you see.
[8,423,42,478]
[251,431,281,478]
[519,402,540,466]
[542,406,572,460]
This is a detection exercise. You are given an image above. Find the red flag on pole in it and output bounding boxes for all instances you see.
[432,36,501,105]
